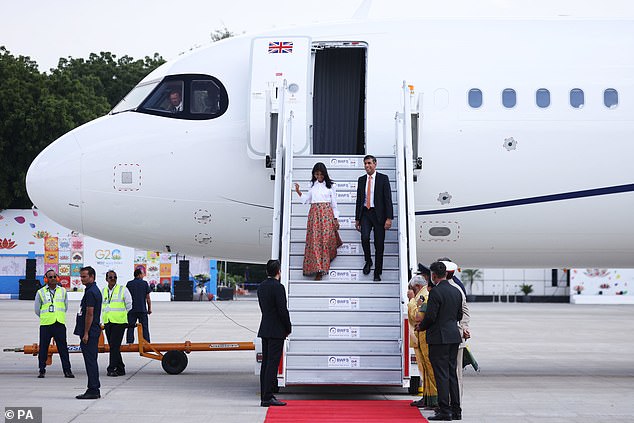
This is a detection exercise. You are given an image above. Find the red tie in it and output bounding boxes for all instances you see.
[366,175,372,209]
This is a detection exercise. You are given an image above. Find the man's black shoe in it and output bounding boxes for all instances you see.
[107,371,119,377]
[116,371,126,376]
[452,413,462,420]
[373,273,381,281]
[76,392,100,400]
[37,371,45,378]
[64,371,75,378]
[363,262,372,275]
[260,398,287,407]
[427,414,452,421]
[410,399,425,407]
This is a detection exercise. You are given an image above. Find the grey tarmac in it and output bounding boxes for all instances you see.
[1,299,633,423]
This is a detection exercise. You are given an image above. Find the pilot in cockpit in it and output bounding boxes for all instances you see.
[167,90,183,113]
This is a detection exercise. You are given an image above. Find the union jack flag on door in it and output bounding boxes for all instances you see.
[268,41,293,54]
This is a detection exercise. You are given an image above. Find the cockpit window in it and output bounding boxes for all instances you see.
[137,74,228,120]
[191,80,221,114]
[110,81,159,114]
[143,81,185,113]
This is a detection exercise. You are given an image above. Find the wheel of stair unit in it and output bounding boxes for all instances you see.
[162,350,188,374]
[408,376,421,395]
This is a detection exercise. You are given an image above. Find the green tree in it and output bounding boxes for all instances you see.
[51,52,165,109]
[0,47,164,209]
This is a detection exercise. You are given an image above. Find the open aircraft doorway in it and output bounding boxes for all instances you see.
[312,43,367,155]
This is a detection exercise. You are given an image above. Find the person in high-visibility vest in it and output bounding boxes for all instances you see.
[34,270,74,379]
[102,270,132,377]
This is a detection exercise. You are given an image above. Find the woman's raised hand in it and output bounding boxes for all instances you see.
[294,183,301,195]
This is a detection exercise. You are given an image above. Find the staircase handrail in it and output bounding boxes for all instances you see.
[270,81,288,260]
[402,82,418,278]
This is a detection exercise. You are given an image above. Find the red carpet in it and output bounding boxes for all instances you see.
[264,400,426,423]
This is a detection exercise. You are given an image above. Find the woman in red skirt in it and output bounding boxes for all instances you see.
[294,162,340,280]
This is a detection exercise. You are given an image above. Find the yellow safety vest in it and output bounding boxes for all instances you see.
[102,284,128,324]
[38,286,67,326]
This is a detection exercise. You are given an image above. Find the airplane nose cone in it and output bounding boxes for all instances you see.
[26,132,83,232]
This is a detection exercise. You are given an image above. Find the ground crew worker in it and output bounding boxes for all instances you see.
[34,270,74,379]
[102,270,132,377]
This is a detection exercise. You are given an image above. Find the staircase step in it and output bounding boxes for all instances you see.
[289,282,400,297]
[290,325,401,339]
[285,368,403,385]
[290,311,401,326]
[289,296,401,312]
[289,269,400,281]
[291,191,398,205]
[290,216,399,230]
[288,255,399,270]
[291,203,399,218]
[293,168,396,182]
[292,155,397,169]
[293,180,397,193]
[290,242,399,256]
[291,229,398,243]
[287,340,401,354]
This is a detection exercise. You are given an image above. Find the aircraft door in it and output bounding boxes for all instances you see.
[248,37,312,159]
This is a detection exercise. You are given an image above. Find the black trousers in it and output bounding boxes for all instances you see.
[38,322,71,373]
[104,322,126,373]
[260,337,284,401]
[360,208,385,274]
[80,333,100,393]
[127,312,150,343]
[429,343,461,417]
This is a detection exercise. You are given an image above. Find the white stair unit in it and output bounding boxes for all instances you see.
[269,81,419,387]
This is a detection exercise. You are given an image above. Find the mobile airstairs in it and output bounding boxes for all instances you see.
[269,82,420,388]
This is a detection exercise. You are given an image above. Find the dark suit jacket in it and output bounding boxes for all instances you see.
[417,279,463,345]
[257,277,292,339]
[355,172,394,224]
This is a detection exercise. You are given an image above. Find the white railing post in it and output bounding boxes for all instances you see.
[270,81,288,260]
[402,82,418,278]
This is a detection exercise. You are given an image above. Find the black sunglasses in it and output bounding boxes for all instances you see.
[107,276,117,280]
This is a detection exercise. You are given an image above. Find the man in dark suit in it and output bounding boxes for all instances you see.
[417,261,464,421]
[257,259,292,407]
[355,155,394,281]
[74,266,102,399]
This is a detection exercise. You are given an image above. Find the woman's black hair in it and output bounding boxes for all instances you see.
[310,162,334,189]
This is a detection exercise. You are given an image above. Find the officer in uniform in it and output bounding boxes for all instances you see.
[102,270,132,377]
[74,266,102,399]
[34,270,74,379]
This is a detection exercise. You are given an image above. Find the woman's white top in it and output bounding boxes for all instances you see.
[300,181,340,218]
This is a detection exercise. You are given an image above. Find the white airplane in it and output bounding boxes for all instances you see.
[26,14,634,269]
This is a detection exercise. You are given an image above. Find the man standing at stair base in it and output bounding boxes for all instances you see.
[355,155,394,281]
[257,259,292,407]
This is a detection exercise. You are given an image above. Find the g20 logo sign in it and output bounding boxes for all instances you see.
[95,249,122,260]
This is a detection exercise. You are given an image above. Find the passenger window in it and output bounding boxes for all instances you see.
[142,81,184,113]
[604,89,618,109]
[468,89,482,108]
[502,89,516,108]
[570,89,584,109]
[536,89,550,108]
[191,80,222,114]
